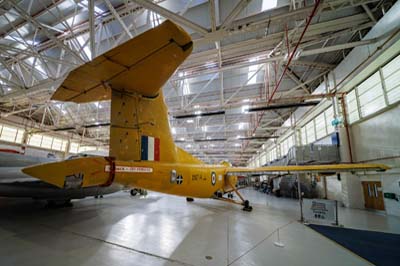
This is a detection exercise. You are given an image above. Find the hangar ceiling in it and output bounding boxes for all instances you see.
[0,0,395,165]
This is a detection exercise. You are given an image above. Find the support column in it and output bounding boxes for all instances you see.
[64,138,71,159]
[338,95,364,208]
[21,130,29,155]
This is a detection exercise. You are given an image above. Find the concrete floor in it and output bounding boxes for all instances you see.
[1,189,400,266]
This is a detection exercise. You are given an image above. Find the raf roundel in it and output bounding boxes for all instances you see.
[211,172,216,186]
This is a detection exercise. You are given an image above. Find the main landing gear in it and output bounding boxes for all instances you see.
[130,188,147,196]
[186,197,194,202]
[215,182,253,212]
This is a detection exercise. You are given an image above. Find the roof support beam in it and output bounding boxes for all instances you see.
[220,0,253,29]
[131,0,209,35]
[224,64,264,104]
[209,0,217,32]
[0,57,25,87]
[9,1,85,63]
[185,73,218,108]
[104,0,133,38]
[362,4,377,23]
[89,0,96,58]
[284,67,311,94]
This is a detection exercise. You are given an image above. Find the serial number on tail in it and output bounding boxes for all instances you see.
[104,165,153,173]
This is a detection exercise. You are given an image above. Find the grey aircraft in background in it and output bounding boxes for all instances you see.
[0,150,122,205]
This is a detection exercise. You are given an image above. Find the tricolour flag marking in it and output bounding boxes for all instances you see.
[141,136,160,161]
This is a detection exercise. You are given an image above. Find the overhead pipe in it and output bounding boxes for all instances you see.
[173,101,321,119]
[242,0,322,155]
[247,101,320,112]
[268,0,322,103]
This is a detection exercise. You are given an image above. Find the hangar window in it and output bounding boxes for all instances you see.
[357,72,386,117]
[50,138,69,152]
[260,152,267,165]
[79,146,97,153]
[345,54,400,125]
[69,142,79,154]
[382,54,400,104]
[280,135,294,157]
[0,125,23,143]
[300,126,307,145]
[325,107,335,134]
[52,138,63,151]
[28,134,43,147]
[0,126,17,142]
[41,136,53,150]
[346,89,360,123]
[27,134,68,152]
[270,147,277,161]
[315,112,327,140]
[305,120,316,144]
[297,106,336,146]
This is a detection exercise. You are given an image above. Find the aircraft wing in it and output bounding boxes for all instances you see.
[52,20,193,103]
[226,163,390,176]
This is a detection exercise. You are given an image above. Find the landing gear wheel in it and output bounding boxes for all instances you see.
[228,193,233,199]
[130,189,138,196]
[186,197,194,202]
[242,200,253,212]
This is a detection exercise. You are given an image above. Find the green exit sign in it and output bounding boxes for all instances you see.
[384,193,397,200]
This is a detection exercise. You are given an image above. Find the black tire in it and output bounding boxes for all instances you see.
[130,189,138,196]
[186,197,194,202]
[242,200,253,212]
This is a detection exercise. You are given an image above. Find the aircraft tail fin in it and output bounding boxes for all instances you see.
[51,20,194,163]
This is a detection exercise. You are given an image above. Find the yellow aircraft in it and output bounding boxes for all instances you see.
[22,20,389,211]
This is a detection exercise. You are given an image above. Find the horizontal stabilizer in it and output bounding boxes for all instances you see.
[52,20,193,103]
[22,157,110,188]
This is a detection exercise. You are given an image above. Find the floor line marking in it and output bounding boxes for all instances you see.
[227,214,230,265]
